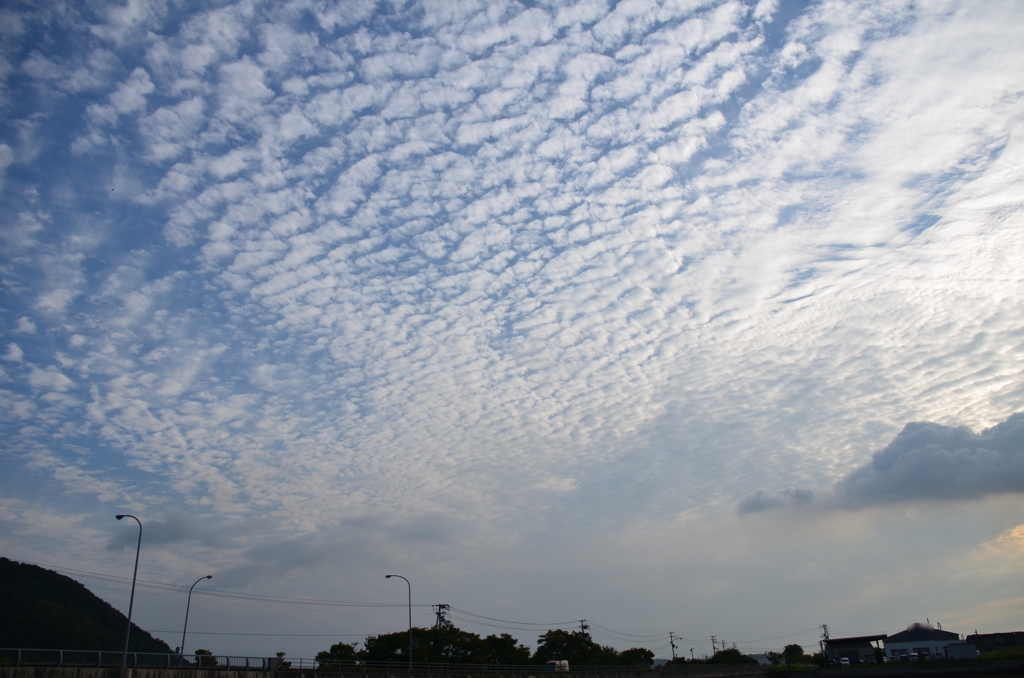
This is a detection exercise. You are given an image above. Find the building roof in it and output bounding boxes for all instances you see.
[826,635,887,646]
[886,624,959,644]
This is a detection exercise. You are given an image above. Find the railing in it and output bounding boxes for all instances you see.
[0,650,267,670]
[0,651,764,676]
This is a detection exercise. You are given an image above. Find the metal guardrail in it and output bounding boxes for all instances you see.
[298,661,668,675]
[0,651,763,675]
[0,650,267,670]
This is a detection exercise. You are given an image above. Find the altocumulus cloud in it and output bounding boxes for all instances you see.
[739,413,1024,513]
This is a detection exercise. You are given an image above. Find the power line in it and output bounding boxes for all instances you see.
[26,558,812,649]
[28,560,590,638]
[149,631,366,637]
[447,607,580,628]
[732,626,823,644]
[447,614,573,634]
[588,622,671,640]
[23,560,425,609]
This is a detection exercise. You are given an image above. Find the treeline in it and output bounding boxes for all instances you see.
[315,628,657,666]
[0,558,171,652]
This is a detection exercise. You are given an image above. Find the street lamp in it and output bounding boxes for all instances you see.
[181,575,212,657]
[115,514,142,668]
[385,574,412,669]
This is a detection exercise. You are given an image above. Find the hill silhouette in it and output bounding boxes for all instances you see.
[1,557,172,652]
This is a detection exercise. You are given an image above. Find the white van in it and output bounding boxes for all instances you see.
[545,661,569,672]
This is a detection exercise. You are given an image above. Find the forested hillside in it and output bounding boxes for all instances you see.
[0,557,171,652]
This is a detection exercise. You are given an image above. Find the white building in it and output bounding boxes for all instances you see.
[885,623,968,661]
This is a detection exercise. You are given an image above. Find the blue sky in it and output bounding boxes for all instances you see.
[2,0,1024,660]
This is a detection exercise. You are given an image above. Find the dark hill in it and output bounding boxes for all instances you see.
[0,557,171,652]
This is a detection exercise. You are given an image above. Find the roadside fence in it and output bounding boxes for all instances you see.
[1,651,765,676]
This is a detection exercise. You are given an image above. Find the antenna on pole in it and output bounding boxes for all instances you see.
[433,604,451,629]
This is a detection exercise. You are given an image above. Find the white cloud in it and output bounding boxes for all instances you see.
[3,0,1024,650]
[0,142,12,189]
[3,343,23,362]
[27,366,74,392]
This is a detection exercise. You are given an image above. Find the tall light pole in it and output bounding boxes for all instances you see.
[181,575,212,656]
[116,514,142,668]
[385,574,412,669]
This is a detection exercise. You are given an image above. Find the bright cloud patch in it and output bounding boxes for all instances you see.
[2,0,1024,653]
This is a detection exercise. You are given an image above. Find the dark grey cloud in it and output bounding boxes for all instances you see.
[739,413,1024,513]
[183,512,468,589]
[213,535,341,589]
[737,488,815,514]
[107,509,233,551]
[834,413,1024,507]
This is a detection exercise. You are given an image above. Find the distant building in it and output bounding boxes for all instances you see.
[947,644,979,660]
[885,623,965,661]
[965,631,1024,655]
[823,635,886,663]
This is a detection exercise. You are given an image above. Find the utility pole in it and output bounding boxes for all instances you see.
[820,624,830,662]
[669,632,677,661]
[433,604,451,629]
[711,636,717,653]
[579,620,589,635]
[690,649,694,661]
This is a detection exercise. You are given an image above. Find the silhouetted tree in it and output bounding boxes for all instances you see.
[706,649,756,664]
[358,626,529,664]
[362,631,409,662]
[485,633,531,664]
[532,630,618,665]
[783,644,805,666]
[316,642,360,668]
[417,625,488,663]
[619,648,654,667]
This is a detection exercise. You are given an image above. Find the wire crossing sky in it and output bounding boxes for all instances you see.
[2,0,1023,659]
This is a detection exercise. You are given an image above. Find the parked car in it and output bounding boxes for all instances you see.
[839,658,850,666]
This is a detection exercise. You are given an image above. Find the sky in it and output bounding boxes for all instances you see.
[2,0,1024,662]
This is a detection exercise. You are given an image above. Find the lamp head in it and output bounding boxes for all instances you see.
[116,515,124,520]
[386,574,392,578]
[206,575,212,579]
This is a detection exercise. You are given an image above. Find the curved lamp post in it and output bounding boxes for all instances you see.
[115,514,142,668]
[385,574,412,669]
[181,575,212,656]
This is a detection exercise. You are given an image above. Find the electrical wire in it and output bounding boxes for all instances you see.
[149,631,366,637]
[448,607,581,628]
[447,615,574,635]
[733,626,823,644]
[25,558,820,653]
[24,560,427,609]
[588,622,671,640]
